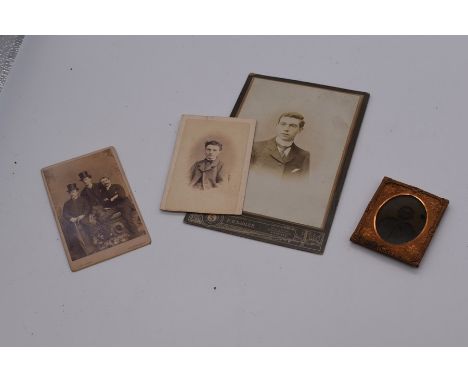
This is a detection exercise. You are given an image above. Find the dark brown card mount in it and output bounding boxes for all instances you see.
[184,213,326,253]
[350,177,449,267]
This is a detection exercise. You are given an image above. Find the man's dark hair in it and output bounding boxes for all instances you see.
[205,140,223,150]
[278,112,305,129]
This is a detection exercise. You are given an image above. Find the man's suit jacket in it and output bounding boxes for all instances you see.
[80,183,103,207]
[189,158,225,190]
[251,138,309,178]
[63,196,91,221]
[101,184,128,207]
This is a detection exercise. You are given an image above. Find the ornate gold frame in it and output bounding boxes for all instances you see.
[350,177,449,267]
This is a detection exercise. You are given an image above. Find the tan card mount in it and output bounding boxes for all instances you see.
[160,115,256,215]
[42,147,151,271]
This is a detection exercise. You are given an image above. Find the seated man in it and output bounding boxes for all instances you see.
[99,176,139,237]
[62,183,95,258]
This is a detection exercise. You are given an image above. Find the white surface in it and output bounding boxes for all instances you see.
[0,36,465,346]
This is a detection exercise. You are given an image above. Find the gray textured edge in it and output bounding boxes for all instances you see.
[184,212,326,254]
[0,35,24,93]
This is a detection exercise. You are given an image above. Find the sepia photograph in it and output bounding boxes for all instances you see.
[186,74,369,254]
[161,115,256,214]
[41,147,151,271]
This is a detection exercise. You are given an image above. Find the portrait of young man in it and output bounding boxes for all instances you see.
[184,75,369,255]
[251,112,309,179]
[160,115,256,215]
[189,140,225,190]
[234,75,368,230]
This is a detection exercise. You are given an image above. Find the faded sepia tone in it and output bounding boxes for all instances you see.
[185,74,369,254]
[251,111,310,179]
[42,147,151,271]
[238,77,365,228]
[161,115,256,214]
[189,139,227,190]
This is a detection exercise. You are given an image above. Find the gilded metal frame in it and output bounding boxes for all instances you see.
[350,177,449,267]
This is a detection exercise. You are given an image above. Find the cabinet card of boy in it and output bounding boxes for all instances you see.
[160,115,256,215]
[185,74,369,254]
[41,147,151,271]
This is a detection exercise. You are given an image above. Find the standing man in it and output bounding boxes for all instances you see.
[251,112,310,178]
[79,171,103,208]
[189,140,225,190]
[100,176,139,236]
[62,183,95,258]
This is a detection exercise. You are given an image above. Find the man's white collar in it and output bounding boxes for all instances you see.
[275,136,294,148]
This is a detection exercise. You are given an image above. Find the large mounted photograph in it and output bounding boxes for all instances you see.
[185,74,369,254]
[42,147,151,271]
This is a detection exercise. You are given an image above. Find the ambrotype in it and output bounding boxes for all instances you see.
[350,177,449,267]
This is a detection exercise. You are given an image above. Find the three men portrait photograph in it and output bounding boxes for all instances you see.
[42,147,151,271]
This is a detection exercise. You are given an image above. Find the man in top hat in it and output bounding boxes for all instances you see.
[62,183,95,258]
[79,171,103,207]
[251,112,310,179]
[63,183,91,223]
[189,140,225,190]
[100,176,139,237]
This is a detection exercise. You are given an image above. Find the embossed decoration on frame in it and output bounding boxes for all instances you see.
[350,177,449,267]
[185,212,325,252]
